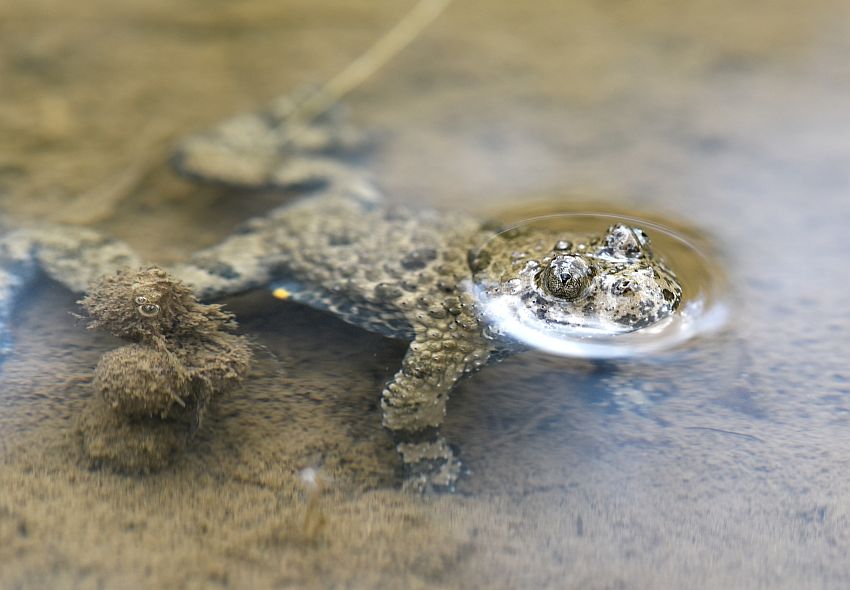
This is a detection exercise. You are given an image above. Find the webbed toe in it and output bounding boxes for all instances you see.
[397,437,463,494]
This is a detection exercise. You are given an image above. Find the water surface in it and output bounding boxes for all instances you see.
[1,1,849,588]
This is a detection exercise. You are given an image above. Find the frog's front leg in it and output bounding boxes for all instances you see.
[381,323,493,493]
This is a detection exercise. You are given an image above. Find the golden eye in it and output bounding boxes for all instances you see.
[134,296,148,305]
[137,303,161,317]
[538,255,591,301]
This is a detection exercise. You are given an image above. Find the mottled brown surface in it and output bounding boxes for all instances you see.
[75,267,253,472]
[1,0,850,588]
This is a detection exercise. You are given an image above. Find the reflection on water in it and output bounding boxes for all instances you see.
[1,0,850,588]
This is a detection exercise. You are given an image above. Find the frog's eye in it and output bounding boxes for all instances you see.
[602,224,648,259]
[538,255,591,301]
[134,296,148,305]
[137,303,161,317]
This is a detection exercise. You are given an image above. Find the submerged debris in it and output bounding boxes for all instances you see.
[74,266,252,472]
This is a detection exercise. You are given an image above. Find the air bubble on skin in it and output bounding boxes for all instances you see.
[470,213,730,359]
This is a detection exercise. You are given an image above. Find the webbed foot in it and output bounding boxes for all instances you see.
[394,429,463,494]
[170,88,368,192]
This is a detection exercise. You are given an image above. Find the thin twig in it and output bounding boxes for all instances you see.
[287,0,452,135]
[684,426,764,442]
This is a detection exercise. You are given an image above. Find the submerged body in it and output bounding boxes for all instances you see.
[0,96,682,491]
[167,100,682,489]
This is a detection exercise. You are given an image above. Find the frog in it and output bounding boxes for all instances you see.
[0,91,682,491]
[163,94,683,491]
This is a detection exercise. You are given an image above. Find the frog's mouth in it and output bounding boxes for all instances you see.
[479,249,679,336]
[474,281,679,359]
[479,275,674,343]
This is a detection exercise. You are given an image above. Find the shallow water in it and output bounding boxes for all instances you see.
[1,0,850,588]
